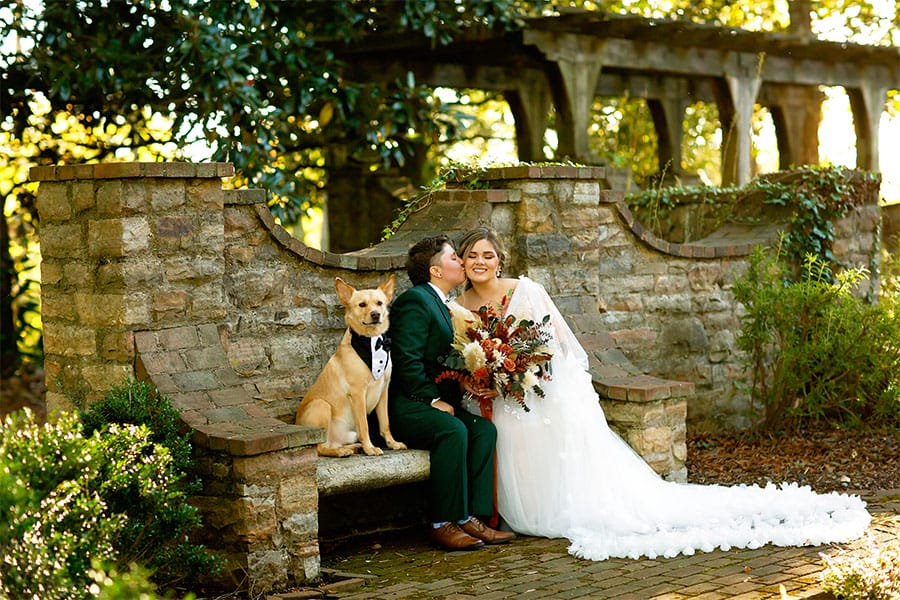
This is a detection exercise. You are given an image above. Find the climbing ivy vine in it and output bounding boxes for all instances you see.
[627,165,880,277]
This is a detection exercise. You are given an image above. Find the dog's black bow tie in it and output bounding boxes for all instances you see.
[374,335,390,352]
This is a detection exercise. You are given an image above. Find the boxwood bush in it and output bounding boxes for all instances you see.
[75,379,221,589]
[1,379,219,599]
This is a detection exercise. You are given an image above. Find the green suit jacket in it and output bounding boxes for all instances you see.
[387,282,497,522]
[388,283,461,408]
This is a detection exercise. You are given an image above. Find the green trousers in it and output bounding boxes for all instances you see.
[389,398,496,523]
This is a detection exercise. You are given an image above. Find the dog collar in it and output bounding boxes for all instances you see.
[350,331,390,379]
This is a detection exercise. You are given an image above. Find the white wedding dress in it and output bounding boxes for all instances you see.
[454,276,870,561]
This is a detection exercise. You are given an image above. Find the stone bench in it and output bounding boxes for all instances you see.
[132,320,691,589]
[315,361,692,539]
[317,449,430,496]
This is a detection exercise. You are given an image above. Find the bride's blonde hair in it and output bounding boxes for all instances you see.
[456,226,507,290]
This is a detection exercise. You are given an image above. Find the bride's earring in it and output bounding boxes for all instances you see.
[495,267,502,278]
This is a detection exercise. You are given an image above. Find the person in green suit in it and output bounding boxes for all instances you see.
[388,234,515,550]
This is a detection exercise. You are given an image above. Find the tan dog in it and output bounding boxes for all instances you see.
[295,275,407,457]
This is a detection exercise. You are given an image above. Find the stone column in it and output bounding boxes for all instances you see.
[526,31,606,162]
[848,77,888,172]
[648,78,690,178]
[722,57,762,185]
[507,71,554,162]
[32,162,232,412]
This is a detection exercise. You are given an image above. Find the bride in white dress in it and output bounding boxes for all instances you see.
[451,226,870,561]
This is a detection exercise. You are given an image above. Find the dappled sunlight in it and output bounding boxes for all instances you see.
[819,86,857,169]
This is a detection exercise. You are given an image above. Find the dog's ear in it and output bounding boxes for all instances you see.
[335,277,356,305]
[379,274,396,301]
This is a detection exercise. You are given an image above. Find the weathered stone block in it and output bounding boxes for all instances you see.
[87,217,151,257]
[171,370,219,392]
[158,325,200,350]
[190,284,228,320]
[280,507,318,543]
[572,181,600,204]
[156,215,195,241]
[246,550,288,593]
[278,476,318,516]
[189,181,226,209]
[287,552,320,585]
[149,180,186,210]
[95,180,126,215]
[75,292,126,326]
[232,446,316,484]
[82,363,134,393]
[140,351,188,374]
[40,223,83,258]
[184,345,228,371]
[44,390,74,414]
[519,197,556,233]
[122,292,152,325]
[152,290,188,319]
[225,338,270,376]
[99,330,135,362]
[232,490,278,547]
[42,294,79,320]
[36,183,72,220]
[42,323,96,356]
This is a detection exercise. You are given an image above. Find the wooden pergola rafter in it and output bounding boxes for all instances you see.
[337,11,900,185]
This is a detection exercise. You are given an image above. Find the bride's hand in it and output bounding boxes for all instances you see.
[463,380,497,400]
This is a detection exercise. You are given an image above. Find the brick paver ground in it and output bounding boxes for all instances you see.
[298,492,900,600]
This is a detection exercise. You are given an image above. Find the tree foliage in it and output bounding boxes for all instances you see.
[0,0,545,371]
[3,0,541,215]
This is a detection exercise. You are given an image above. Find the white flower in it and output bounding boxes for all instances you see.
[494,372,509,389]
[461,342,487,373]
[523,369,539,390]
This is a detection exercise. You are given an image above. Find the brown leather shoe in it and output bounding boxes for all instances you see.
[428,522,484,550]
[460,516,516,545]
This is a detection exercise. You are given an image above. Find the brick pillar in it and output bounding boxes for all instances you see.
[31,162,232,412]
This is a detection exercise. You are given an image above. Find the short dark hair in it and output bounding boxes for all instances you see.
[407,234,450,285]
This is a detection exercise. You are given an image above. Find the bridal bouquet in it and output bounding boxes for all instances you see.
[437,303,553,417]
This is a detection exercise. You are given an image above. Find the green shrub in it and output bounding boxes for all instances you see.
[88,560,161,600]
[733,247,900,431]
[819,535,900,600]
[0,409,158,599]
[78,378,192,473]
[75,379,221,589]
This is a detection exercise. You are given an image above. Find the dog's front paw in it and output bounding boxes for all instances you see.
[387,440,407,450]
[362,445,384,456]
